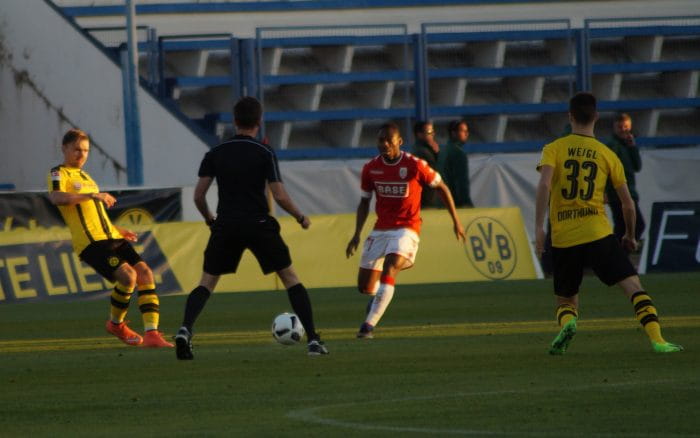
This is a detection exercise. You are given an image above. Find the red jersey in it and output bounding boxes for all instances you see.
[360,151,442,234]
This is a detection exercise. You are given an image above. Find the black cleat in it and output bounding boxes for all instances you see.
[307,339,329,356]
[356,322,374,339]
[174,326,194,360]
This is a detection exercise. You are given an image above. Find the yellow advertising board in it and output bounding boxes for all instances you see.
[154,206,541,293]
[0,207,541,302]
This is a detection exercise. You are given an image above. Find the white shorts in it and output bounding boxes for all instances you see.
[360,228,420,271]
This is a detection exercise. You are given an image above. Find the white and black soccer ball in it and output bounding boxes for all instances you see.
[271,312,305,345]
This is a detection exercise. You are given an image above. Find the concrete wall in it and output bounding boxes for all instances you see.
[0,0,209,191]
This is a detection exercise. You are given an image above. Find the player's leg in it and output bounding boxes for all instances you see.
[617,275,683,353]
[276,266,328,356]
[175,272,219,360]
[175,226,234,360]
[111,263,137,321]
[107,263,143,346]
[356,232,385,326]
[357,268,381,316]
[550,294,579,355]
[113,240,172,347]
[132,261,157,331]
[181,226,237,333]
[249,217,327,355]
[359,229,418,338]
[181,272,219,333]
[357,268,381,294]
[548,245,582,355]
[78,239,143,346]
[360,253,409,336]
[79,240,139,342]
[277,266,318,340]
[590,235,682,353]
[276,266,321,343]
[132,261,173,347]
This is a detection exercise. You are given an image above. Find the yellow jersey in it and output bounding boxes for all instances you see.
[48,165,122,254]
[538,134,626,248]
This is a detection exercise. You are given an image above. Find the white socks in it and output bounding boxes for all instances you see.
[366,280,395,327]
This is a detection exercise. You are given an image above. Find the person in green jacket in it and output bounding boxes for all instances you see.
[605,113,645,242]
[437,119,473,207]
[412,121,440,208]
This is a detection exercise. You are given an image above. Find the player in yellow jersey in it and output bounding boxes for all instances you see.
[48,129,172,348]
[535,93,682,355]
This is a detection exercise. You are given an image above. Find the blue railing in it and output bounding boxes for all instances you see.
[62,1,578,17]
[80,16,700,157]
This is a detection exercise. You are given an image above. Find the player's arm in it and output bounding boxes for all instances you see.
[48,191,116,208]
[615,183,637,251]
[535,164,554,258]
[435,181,466,242]
[346,197,370,258]
[268,182,310,229]
[193,176,216,226]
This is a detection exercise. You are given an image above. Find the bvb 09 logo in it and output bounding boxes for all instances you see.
[464,216,517,280]
[115,208,155,226]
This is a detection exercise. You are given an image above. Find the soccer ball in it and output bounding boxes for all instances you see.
[271,312,305,345]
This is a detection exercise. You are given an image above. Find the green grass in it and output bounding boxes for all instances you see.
[1,272,699,437]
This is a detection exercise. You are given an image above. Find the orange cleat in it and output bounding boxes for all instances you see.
[142,330,174,348]
[106,320,143,346]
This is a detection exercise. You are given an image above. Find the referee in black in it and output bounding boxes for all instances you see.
[175,96,328,359]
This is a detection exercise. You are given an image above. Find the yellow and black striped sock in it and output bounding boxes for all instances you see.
[137,283,159,332]
[110,282,134,323]
[631,291,665,344]
[556,304,578,327]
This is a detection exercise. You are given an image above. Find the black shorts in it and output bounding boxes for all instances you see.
[551,234,637,297]
[79,239,143,282]
[203,216,292,276]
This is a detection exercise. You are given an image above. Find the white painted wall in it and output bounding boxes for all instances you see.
[179,147,700,243]
[0,0,209,191]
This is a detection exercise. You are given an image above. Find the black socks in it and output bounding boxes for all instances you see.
[182,285,212,332]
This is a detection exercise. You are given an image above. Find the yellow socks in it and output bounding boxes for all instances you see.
[556,304,578,327]
[557,304,578,327]
[631,291,665,344]
[110,283,134,324]
[137,283,160,332]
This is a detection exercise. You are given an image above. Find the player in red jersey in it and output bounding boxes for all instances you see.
[346,122,466,338]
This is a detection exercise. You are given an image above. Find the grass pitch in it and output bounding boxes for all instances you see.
[1,272,699,437]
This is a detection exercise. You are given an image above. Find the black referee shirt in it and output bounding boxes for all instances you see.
[198,135,282,223]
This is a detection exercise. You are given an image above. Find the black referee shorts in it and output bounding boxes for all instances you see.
[203,216,292,276]
[551,234,637,297]
[79,239,143,282]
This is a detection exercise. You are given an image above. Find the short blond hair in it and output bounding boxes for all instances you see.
[62,129,89,146]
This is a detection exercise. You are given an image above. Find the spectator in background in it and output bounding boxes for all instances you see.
[412,121,440,208]
[605,113,645,244]
[438,119,473,207]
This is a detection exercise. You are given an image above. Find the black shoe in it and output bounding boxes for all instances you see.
[356,322,374,339]
[307,339,329,356]
[174,327,194,360]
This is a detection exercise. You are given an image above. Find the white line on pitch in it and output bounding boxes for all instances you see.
[286,379,695,437]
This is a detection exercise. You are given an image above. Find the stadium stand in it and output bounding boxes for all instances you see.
[56,2,700,158]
